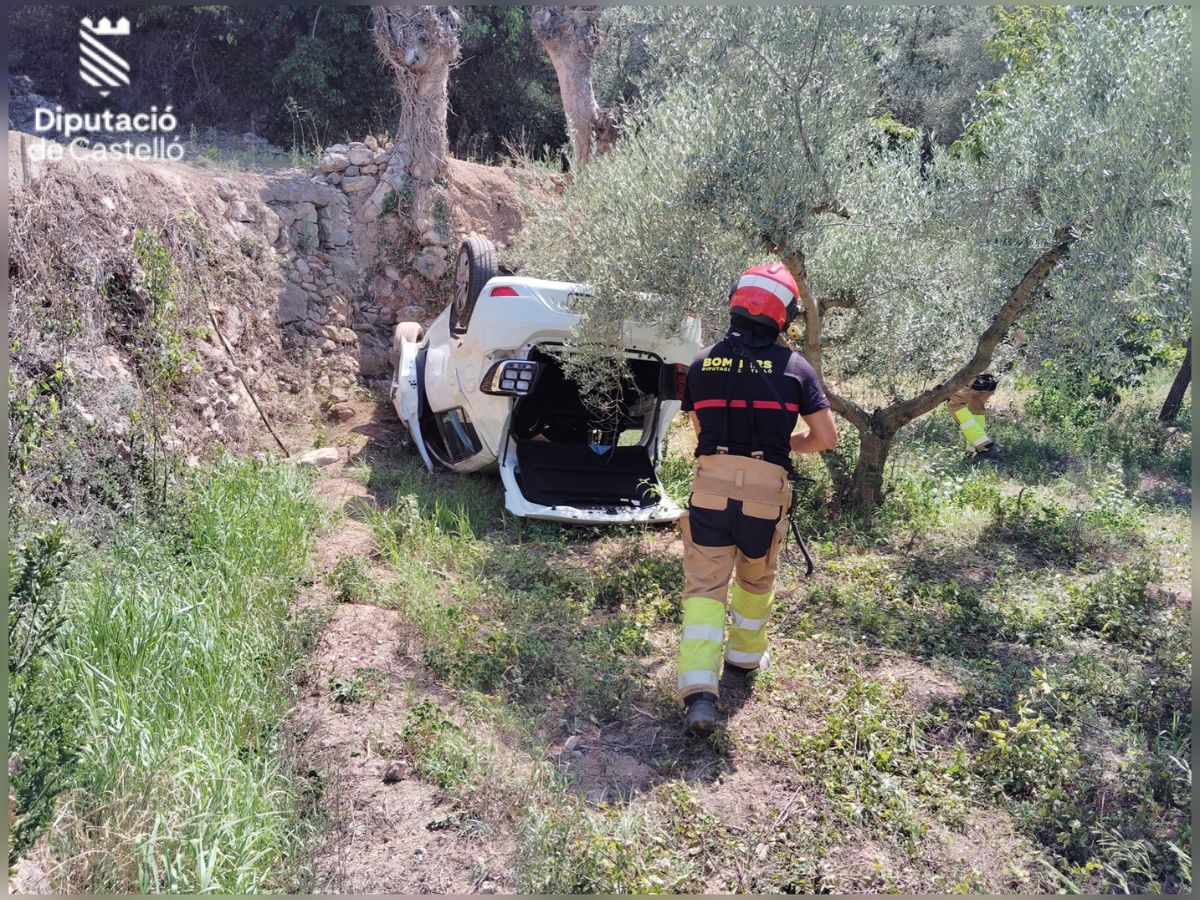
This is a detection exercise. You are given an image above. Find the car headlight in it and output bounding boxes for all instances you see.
[480,359,541,396]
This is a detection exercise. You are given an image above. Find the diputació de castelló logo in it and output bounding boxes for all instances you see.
[28,15,185,161]
[79,16,131,98]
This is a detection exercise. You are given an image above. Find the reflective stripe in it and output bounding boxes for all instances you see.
[682,624,724,644]
[693,398,800,412]
[725,649,772,673]
[677,670,719,692]
[737,273,795,304]
[731,611,768,631]
[724,647,765,665]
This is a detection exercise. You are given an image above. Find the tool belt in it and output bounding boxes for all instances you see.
[693,454,792,509]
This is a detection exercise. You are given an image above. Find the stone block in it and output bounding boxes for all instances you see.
[276,283,309,324]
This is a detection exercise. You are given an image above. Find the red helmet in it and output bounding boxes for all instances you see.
[729,263,800,332]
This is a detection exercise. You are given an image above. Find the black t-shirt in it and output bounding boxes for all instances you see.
[681,335,829,469]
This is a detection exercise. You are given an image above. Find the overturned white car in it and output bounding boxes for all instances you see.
[389,236,702,524]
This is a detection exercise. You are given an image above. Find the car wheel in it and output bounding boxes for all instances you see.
[450,235,498,335]
[391,321,423,366]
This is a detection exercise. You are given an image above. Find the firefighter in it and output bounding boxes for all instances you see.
[946,327,1025,459]
[676,263,838,736]
[946,373,1002,459]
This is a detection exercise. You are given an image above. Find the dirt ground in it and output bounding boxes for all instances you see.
[284,400,1051,895]
[285,404,511,893]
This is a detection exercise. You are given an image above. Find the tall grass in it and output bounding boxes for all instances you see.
[40,458,320,893]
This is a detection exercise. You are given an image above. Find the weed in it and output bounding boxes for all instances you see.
[992,490,1084,565]
[399,700,488,791]
[32,458,320,893]
[379,189,398,218]
[327,555,376,604]
[772,676,969,841]
[1062,562,1158,645]
[327,672,370,705]
[7,525,78,860]
[515,788,707,893]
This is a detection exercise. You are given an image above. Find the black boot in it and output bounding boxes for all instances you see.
[684,692,717,737]
[977,442,1004,462]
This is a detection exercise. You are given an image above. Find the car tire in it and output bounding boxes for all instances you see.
[450,235,498,335]
[391,321,423,366]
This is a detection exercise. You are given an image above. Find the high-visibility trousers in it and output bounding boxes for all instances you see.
[947,385,995,452]
[676,454,792,704]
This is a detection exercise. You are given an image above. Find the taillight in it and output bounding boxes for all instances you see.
[481,359,541,396]
[490,286,519,297]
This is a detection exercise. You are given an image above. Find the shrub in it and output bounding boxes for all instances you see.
[1061,562,1158,646]
[7,525,78,861]
[992,491,1083,564]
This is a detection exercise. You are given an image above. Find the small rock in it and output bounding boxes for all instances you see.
[10,857,51,894]
[330,404,355,423]
[382,762,408,784]
[345,165,360,177]
[347,146,373,167]
[563,735,581,753]
[295,447,339,467]
[227,200,257,223]
[319,151,349,173]
[358,347,390,377]
[414,252,449,281]
[419,228,447,247]
[277,284,309,324]
[365,134,379,152]
[341,175,376,194]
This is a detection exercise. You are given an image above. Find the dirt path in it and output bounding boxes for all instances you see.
[286,402,509,894]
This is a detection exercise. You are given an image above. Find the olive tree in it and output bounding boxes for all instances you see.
[514,6,1189,512]
[531,6,617,167]
[364,5,460,229]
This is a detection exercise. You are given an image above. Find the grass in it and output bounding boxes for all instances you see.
[19,457,321,893]
[337,369,1189,894]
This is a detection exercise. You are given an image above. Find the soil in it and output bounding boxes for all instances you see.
[285,402,510,893]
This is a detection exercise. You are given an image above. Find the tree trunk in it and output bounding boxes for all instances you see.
[531,6,614,168]
[832,231,1074,518]
[1159,338,1191,421]
[366,6,460,234]
[848,427,894,511]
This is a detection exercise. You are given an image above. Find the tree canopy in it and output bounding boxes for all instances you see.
[513,5,1189,507]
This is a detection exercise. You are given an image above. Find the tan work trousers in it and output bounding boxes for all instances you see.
[676,454,792,702]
